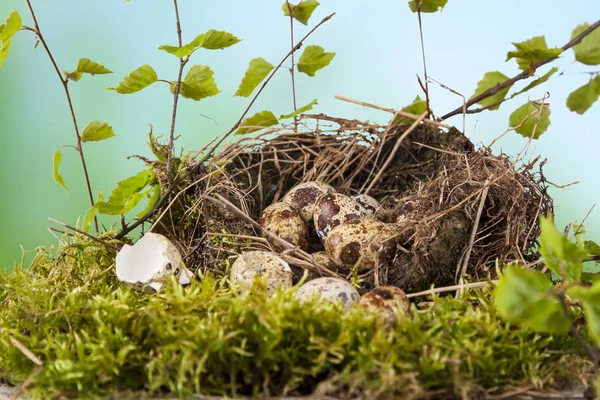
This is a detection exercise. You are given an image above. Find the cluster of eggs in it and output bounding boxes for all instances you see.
[229,181,410,319]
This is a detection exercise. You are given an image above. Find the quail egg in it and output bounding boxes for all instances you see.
[282,181,336,224]
[325,218,397,272]
[352,194,380,216]
[258,202,309,252]
[311,251,338,273]
[359,286,410,322]
[230,251,292,296]
[313,193,368,243]
[295,277,360,310]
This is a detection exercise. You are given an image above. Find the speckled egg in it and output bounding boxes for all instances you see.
[359,286,410,321]
[325,218,397,271]
[295,277,360,310]
[258,202,309,252]
[230,251,292,295]
[313,193,367,243]
[352,194,380,216]
[282,181,336,224]
[311,251,338,273]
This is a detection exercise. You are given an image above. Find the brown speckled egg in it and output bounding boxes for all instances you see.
[313,193,367,243]
[359,286,410,321]
[258,202,309,252]
[295,277,360,310]
[352,194,380,216]
[282,181,336,224]
[325,218,397,272]
[230,251,292,296]
[311,251,338,272]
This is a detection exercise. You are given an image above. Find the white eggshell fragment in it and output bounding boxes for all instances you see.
[116,232,192,292]
[313,193,368,243]
[295,277,360,310]
[282,181,336,224]
[258,202,309,252]
[358,286,410,322]
[230,251,292,296]
[352,194,380,216]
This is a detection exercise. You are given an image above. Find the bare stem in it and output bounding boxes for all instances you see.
[286,1,298,132]
[441,19,600,121]
[24,0,98,233]
[415,3,431,117]
[559,295,598,373]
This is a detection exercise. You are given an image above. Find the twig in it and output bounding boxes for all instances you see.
[559,295,598,372]
[570,204,595,240]
[441,19,600,120]
[286,1,299,132]
[24,0,98,233]
[48,218,120,251]
[415,2,431,117]
[406,280,498,298]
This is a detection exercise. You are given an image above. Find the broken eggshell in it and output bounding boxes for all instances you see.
[295,277,360,310]
[230,251,293,296]
[115,232,193,292]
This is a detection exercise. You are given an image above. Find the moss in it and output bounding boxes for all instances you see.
[0,236,592,399]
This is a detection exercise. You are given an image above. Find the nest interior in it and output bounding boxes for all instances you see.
[153,115,552,293]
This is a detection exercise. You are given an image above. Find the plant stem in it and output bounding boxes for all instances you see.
[286,1,298,132]
[441,19,600,121]
[24,0,98,233]
[559,294,598,373]
[415,2,431,117]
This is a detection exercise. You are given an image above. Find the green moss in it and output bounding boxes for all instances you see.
[0,236,591,398]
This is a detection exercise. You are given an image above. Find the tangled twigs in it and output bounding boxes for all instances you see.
[441,19,600,120]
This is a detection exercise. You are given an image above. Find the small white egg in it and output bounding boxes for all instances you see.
[295,277,360,310]
[230,251,292,296]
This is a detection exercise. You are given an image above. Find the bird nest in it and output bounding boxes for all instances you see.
[151,114,552,294]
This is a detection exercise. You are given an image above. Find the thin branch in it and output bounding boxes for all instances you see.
[286,1,299,132]
[559,295,598,372]
[415,2,431,117]
[441,19,600,120]
[48,218,120,251]
[406,280,498,298]
[24,0,98,233]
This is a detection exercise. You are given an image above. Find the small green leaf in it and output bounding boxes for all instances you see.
[470,71,512,111]
[539,215,586,282]
[280,99,318,119]
[282,0,320,25]
[136,184,161,219]
[234,57,274,98]
[76,58,112,75]
[0,11,22,68]
[495,265,570,333]
[569,283,600,344]
[235,111,278,135]
[159,34,205,58]
[297,45,335,77]
[52,148,68,194]
[81,121,116,143]
[393,95,427,124]
[96,170,155,216]
[408,0,448,13]
[506,36,563,71]
[566,75,600,115]
[160,30,240,57]
[581,273,600,284]
[173,64,220,101]
[62,70,83,82]
[508,102,551,139]
[585,240,600,256]
[511,67,559,97]
[107,65,158,94]
[571,23,600,66]
[82,206,97,233]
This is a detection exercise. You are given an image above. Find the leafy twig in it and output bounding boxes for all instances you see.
[441,19,600,120]
[24,0,99,233]
[558,294,599,373]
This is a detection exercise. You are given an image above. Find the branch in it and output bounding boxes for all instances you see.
[441,19,600,121]
[25,0,99,233]
[286,1,299,132]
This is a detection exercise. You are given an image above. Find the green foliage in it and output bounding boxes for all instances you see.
[508,101,551,139]
[408,0,448,13]
[108,65,158,94]
[569,284,600,344]
[392,95,427,125]
[470,71,512,110]
[95,169,156,216]
[173,64,220,101]
[506,36,563,71]
[571,22,600,66]
[236,110,278,135]
[512,67,558,97]
[282,0,320,25]
[135,184,160,219]
[495,265,570,333]
[0,11,22,68]
[279,99,317,119]
[76,58,112,75]
[297,45,335,77]
[539,215,587,282]
[159,30,241,57]
[566,75,600,115]
[81,121,116,143]
[234,57,274,97]
[52,148,68,194]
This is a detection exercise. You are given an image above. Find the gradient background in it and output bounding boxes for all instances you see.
[1,1,599,270]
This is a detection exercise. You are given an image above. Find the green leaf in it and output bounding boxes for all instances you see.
[297,45,335,77]
[581,273,600,284]
[172,64,220,101]
[107,65,158,94]
[0,11,22,68]
[81,121,116,143]
[82,206,97,233]
[96,170,155,216]
[539,215,586,282]
[569,283,600,344]
[495,265,570,333]
[76,58,112,75]
[408,0,448,13]
[566,75,600,115]
[279,99,318,119]
[506,36,563,71]
[470,71,512,111]
[62,70,83,82]
[508,102,551,139]
[512,67,559,97]
[392,95,427,125]
[234,57,274,98]
[282,0,320,25]
[585,240,600,256]
[235,111,278,135]
[159,30,240,57]
[52,148,68,194]
[159,34,206,58]
[571,23,600,66]
[136,184,161,219]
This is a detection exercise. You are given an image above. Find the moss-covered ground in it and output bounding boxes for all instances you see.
[0,236,592,399]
